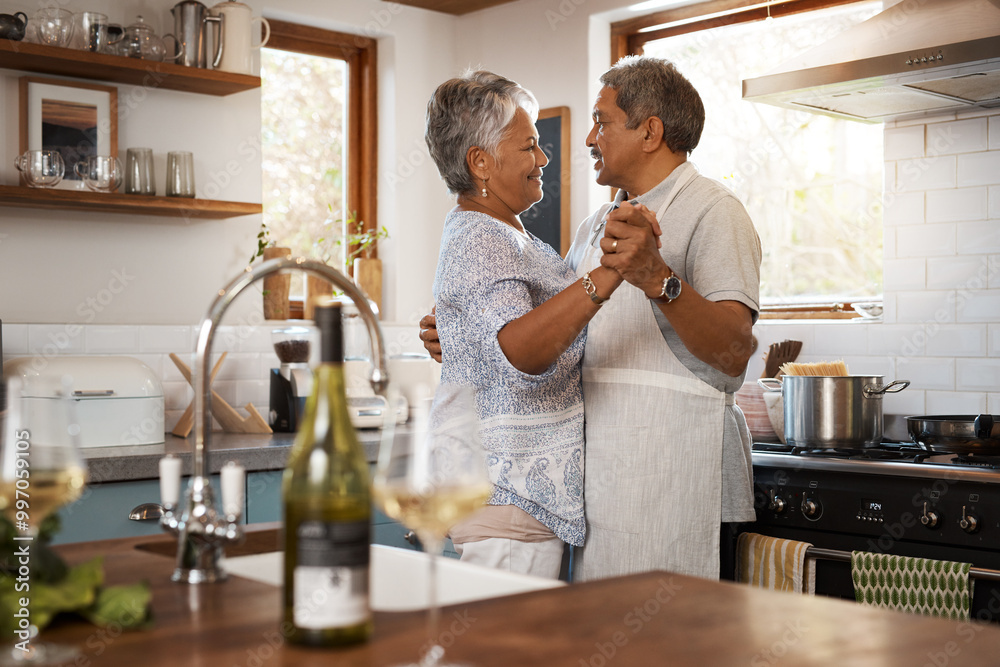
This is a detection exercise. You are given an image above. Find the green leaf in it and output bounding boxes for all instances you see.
[80,582,152,629]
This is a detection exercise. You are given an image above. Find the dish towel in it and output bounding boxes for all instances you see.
[736,532,816,594]
[851,552,973,620]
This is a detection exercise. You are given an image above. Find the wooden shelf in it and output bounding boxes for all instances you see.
[0,185,262,219]
[0,40,260,95]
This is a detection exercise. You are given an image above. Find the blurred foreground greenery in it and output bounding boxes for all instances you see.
[0,515,152,635]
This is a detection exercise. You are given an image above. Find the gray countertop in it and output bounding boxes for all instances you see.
[81,426,403,484]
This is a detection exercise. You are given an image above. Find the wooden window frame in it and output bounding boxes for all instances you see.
[264,20,378,318]
[611,0,876,320]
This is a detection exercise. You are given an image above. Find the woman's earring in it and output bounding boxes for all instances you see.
[481,186,488,198]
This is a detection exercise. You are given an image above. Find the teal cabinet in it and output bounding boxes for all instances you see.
[52,475,226,545]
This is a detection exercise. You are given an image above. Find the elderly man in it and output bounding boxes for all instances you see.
[421,56,761,581]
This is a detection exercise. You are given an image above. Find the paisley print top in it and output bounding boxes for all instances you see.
[432,210,586,545]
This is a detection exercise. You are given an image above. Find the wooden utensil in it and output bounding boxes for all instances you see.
[761,339,804,378]
[170,352,272,436]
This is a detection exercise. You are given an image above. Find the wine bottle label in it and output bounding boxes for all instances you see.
[293,520,370,629]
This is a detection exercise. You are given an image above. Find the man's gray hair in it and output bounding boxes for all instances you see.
[600,55,704,154]
[425,71,539,196]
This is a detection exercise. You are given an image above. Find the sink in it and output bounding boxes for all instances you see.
[224,545,564,611]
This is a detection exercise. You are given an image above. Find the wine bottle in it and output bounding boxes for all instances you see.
[282,302,372,646]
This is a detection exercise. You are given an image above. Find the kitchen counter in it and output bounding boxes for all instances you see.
[41,525,1000,666]
[80,427,402,483]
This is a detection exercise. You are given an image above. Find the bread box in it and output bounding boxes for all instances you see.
[3,356,164,447]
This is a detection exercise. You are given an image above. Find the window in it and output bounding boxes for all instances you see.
[261,21,377,312]
[613,1,884,318]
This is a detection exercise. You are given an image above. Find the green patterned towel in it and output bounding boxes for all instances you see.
[851,551,973,621]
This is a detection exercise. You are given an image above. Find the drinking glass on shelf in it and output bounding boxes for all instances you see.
[124,148,156,195]
[165,151,195,197]
[14,150,65,188]
[32,8,73,47]
[69,11,109,52]
[0,376,88,665]
[373,386,491,667]
[74,156,123,193]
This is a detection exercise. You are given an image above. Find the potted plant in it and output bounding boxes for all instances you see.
[306,209,389,319]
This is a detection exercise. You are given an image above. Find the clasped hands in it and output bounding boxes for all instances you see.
[599,201,669,297]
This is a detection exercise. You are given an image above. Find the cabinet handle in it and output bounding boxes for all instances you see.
[129,502,164,521]
[404,530,418,546]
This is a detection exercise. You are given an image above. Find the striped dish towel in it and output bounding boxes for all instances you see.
[851,552,973,621]
[736,532,816,594]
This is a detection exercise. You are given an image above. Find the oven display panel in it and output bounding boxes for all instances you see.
[858,498,884,523]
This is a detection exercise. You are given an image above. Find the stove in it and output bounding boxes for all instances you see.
[727,441,1000,623]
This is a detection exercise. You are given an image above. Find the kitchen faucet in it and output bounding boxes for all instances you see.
[160,256,390,584]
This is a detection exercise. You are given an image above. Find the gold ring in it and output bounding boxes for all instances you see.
[611,239,618,252]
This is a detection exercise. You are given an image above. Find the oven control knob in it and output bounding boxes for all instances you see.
[960,506,980,534]
[768,489,786,514]
[801,498,819,518]
[920,501,939,529]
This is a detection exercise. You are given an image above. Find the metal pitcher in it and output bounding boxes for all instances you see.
[165,0,222,68]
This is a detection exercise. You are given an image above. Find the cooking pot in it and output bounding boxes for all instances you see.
[906,414,1000,454]
[758,376,909,449]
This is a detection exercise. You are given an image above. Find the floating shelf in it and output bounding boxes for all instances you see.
[0,40,260,95]
[0,185,262,220]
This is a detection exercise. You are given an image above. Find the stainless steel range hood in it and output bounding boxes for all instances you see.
[742,0,1000,123]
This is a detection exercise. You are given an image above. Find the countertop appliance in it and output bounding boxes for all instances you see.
[742,0,1000,122]
[3,356,164,447]
[729,440,1000,623]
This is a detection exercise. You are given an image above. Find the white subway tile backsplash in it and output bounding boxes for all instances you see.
[811,323,868,356]
[926,187,988,223]
[213,352,264,382]
[896,223,955,257]
[990,117,1000,150]
[882,293,897,324]
[85,326,139,353]
[958,153,1000,188]
[926,390,987,413]
[883,190,924,227]
[884,226,897,260]
[162,380,192,412]
[27,324,86,355]
[927,256,990,290]
[139,325,192,353]
[895,155,955,192]
[885,124,924,160]
[991,186,1000,218]
[992,256,1000,289]
[992,324,1000,356]
[925,324,988,357]
[895,357,954,391]
[883,387,925,416]
[884,258,925,290]
[895,290,955,324]
[869,324,927,357]
[236,380,269,413]
[928,118,988,156]
[957,220,1000,255]
[990,393,1000,414]
[956,290,1000,323]
[956,358,1000,391]
[841,355,891,377]
[2,324,28,355]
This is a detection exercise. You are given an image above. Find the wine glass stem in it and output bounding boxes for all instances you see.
[421,535,444,667]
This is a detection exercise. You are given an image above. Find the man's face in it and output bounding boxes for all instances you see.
[586,86,644,190]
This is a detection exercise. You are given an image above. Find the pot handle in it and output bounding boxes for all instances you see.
[757,377,783,392]
[974,414,995,439]
[863,379,910,397]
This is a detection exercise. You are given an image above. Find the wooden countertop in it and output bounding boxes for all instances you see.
[44,526,1000,666]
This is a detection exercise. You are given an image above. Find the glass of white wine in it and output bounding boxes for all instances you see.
[0,376,88,665]
[372,386,491,667]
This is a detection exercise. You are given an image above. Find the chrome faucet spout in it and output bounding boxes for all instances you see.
[163,256,390,584]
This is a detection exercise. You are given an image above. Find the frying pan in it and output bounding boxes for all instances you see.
[906,414,1000,454]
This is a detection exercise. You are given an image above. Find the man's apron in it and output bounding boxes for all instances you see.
[574,163,728,581]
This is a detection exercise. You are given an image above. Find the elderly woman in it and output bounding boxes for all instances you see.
[425,71,620,578]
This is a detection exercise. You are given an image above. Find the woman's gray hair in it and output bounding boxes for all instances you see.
[600,55,704,154]
[425,71,539,196]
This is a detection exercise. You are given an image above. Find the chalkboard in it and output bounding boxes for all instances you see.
[521,106,571,256]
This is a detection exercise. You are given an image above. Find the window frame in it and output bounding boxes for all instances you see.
[611,0,877,320]
[263,20,378,317]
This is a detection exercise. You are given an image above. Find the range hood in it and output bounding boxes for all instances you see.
[742,0,1000,123]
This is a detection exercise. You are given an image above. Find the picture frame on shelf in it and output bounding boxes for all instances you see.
[18,76,118,190]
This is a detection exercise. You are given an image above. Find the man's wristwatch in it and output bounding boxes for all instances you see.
[651,270,682,304]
